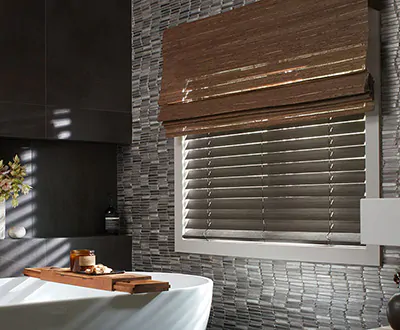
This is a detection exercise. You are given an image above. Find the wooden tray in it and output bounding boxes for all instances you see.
[24,267,170,294]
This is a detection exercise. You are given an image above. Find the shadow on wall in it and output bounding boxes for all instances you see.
[0,238,72,277]
[2,107,73,235]
[2,144,73,277]
[50,108,72,140]
[5,108,72,237]
[5,148,37,237]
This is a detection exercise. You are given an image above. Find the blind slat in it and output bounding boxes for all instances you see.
[185,114,365,139]
[186,184,365,199]
[185,120,365,149]
[185,219,360,233]
[186,159,365,179]
[186,197,361,210]
[185,145,365,169]
[186,171,366,189]
[183,230,360,244]
[185,133,364,159]
[186,208,360,220]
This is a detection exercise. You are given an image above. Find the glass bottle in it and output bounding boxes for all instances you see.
[105,195,120,235]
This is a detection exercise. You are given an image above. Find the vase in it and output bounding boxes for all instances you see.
[0,201,5,239]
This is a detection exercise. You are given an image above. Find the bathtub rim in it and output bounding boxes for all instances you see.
[131,271,213,291]
[0,272,213,308]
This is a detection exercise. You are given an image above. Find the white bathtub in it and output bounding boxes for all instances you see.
[0,272,213,330]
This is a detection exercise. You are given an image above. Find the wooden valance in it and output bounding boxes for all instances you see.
[158,0,374,137]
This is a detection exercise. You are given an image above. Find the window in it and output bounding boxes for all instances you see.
[175,112,380,266]
[164,0,381,266]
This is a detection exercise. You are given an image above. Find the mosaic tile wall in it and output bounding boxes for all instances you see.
[117,0,400,328]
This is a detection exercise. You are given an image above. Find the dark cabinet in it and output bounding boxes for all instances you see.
[0,0,132,144]
[46,107,131,144]
[0,1,46,139]
[0,105,46,139]
[45,0,132,144]
[0,1,45,105]
[46,1,131,112]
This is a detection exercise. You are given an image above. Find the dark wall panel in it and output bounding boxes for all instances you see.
[0,0,132,144]
[0,104,46,140]
[46,0,131,112]
[46,107,132,144]
[0,1,45,105]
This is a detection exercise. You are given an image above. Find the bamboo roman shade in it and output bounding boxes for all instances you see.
[158,0,374,137]
[182,114,365,244]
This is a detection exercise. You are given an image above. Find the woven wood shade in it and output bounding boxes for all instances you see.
[158,0,373,136]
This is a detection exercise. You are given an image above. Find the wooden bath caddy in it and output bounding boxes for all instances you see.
[23,267,170,294]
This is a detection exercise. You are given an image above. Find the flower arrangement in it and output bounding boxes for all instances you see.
[0,155,31,207]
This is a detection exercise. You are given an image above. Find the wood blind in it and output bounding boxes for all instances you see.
[182,114,365,244]
[158,0,373,137]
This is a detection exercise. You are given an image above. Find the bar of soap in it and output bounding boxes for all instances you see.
[8,226,26,239]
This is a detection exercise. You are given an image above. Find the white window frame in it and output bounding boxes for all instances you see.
[175,110,380,266]
[174,8,381,266]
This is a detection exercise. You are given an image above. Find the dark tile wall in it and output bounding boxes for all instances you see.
[117,0,400,329]
[0,138,117,238]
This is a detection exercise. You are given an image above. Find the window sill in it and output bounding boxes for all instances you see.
[175,237,380,266]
